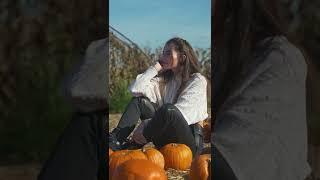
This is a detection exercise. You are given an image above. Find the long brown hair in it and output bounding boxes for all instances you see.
[158,37,203,102]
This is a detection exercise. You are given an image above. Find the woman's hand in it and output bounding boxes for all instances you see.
[158,54,173,71]
[154,61,169,74]
[154,62,163,72]
[132,121,148,145]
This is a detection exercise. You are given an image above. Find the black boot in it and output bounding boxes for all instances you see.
[121,139,144,150]
[109,128,145,150]
[108,128,123,151]
[190,123,204,156]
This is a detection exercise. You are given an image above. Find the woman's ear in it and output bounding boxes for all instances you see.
[180,54,186,63]
[183,54,187,60]
[179,54,186,66]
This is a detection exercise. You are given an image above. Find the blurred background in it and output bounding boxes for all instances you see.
[0,0,106,179]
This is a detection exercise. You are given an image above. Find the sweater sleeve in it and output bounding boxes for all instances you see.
[128,66,159,101]
[175,74,208,125]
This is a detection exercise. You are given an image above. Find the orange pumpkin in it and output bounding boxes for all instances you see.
[189,154,211,180]
[160,143,193,170]
[112,159,167,180]
[109,148,113,156]
[109,149,147,179]
[142,147,165,169]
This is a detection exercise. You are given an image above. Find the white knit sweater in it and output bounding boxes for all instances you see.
[128,66,208,125]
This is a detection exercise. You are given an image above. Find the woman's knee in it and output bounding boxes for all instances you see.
[158,104,181,117]
[131,96,155,113]
[131,96,150,104]
[130,96,140,104]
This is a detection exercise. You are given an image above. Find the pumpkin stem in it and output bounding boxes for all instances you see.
[171,143,177,147]
[142,147,149,152]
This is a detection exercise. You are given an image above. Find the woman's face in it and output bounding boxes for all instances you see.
[159,43,180,72]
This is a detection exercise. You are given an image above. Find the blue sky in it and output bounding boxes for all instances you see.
[110,0,211,50]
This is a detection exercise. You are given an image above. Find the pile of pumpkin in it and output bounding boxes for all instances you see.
[109,143,211,180]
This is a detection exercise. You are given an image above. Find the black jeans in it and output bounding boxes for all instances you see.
[116,96,202,156]
[37,110,107,180]
[213,145,238,180]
